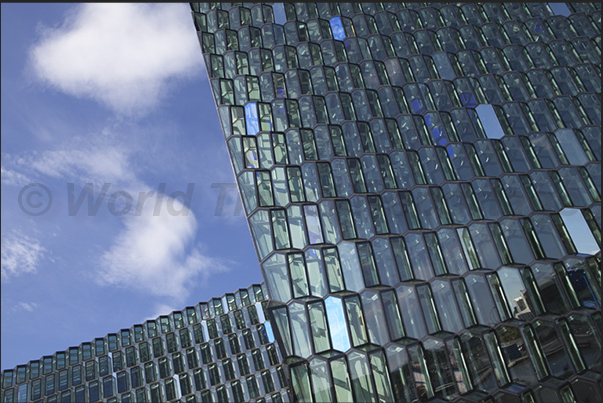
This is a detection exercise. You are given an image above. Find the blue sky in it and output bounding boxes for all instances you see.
[1,4,261,370]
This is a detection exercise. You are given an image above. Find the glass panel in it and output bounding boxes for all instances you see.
[417,285,441,334]
[499,218,535,264]
[533,320,573,379]
[289,253,309,298]
[395,285,427,339]
[405,233,435,280]
[498,267,538,321]
[304,205,323,244]
[330,357,354,403]
[559,208,599,255]
[390,237,413,281]
[367,350,394,402]
[272,306,292,356]
[305,248,327,297]
[325,296,351,352]
[361,290,390,345]
[437,274,469,329]
[531,263,571,315]
[567,314,601,370]
[459,333,498,393]
[423,338,457,399]
[323,247,345,292]
[348,351,376,402]
[262,253,291,302]
[371,237,400,286]
[344,295,369,347]
[309,359,333,403]
[307,302,330,353]
[289,303,312,358]
[465,273,501,326]
[476,104,506,139]
[529,214,565,259]
[290,364,312,403]
[469,223,501,269]
[381,289,405,340]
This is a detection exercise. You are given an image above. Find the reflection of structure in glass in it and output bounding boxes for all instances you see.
[513,289,535,320]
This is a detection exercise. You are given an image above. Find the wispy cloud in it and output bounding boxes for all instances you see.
[6,145,134,186]
[1,231,47,280]
[2,118,148,189]
[17,302,38,312]
[1,165,31,187]
[3,125,229,300]
[29,3,203,116]
[97,197,230,301]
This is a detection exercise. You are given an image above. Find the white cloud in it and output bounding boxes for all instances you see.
[1,232,47,280]
[3,125,229,300]
[18,302,38,312]
[3,141,228,303]
[30,146,134,184]
[1,165,31,187]
[29,3,203,115]
[97,195,230,300]
[2,116,228,301]
[3,133,138,188]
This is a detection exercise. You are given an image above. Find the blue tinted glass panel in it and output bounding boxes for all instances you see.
[330,17,346,41]
[245,103,260,135]
[476,104,505,139]
[324,297,351,351]
[559,208,599,255]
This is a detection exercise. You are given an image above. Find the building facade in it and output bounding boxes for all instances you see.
[2,2,601,403]
[189,2,600,403]
[1,285,292,402]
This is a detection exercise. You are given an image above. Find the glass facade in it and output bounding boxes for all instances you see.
[1,285,291,402]
[2,2,601,402]
[188,2,600,403]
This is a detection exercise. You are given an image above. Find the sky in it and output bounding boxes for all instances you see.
[1,3,262,370]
